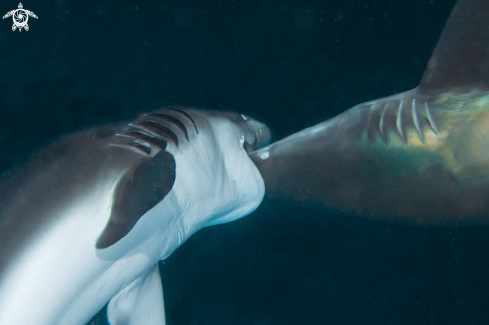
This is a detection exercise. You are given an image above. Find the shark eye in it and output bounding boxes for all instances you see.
[240,114,250,121]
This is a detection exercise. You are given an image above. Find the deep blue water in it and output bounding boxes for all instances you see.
[4,0,489,324]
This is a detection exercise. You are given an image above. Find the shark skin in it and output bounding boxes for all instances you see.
[0,107,270,325]
[250,0,489,226]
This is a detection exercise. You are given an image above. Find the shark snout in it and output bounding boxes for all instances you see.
[239,114,271,153]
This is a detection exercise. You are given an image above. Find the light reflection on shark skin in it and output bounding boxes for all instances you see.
[0,108,270,325]
[250,0,489,226]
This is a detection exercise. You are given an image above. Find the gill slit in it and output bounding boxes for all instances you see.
[367,104,374,145]
[379,103,389,147]
[396,99,407,146]
[412,99,426,144]
[425,102,440,136]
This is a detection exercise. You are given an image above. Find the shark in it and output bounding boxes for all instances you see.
[0,107,270,325]
[1,0,486,323]
[250,0,489,227]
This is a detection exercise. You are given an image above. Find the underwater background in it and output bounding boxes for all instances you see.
[2,0,489,324]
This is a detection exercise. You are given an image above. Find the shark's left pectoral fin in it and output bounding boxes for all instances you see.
[107,264,166,325]
[96,150,176,249]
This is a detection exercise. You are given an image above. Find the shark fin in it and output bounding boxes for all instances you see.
[96,150,175,249]
[107,264,166,325]
[419,0,489,93]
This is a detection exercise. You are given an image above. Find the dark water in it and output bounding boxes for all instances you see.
[4,0,489,324]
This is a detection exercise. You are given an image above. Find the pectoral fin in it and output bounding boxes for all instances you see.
[96,150,176,249]
[107,264,166,325]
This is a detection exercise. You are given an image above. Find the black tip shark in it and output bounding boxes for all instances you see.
[251,0,489,226]
[0,107,270,324]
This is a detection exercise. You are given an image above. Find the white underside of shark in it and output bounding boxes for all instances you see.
[0,109,266,325]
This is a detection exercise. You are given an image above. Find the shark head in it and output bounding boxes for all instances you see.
[0,105,271,324]
[94,107,271,249]
[215,111,271,153]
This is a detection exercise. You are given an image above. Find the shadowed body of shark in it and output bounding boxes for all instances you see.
[251,0,489,226]
[0,107,270,325]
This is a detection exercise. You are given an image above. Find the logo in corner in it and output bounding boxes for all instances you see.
[3,3,37,32]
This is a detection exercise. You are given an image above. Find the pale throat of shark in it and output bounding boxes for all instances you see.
[0,107,268,325]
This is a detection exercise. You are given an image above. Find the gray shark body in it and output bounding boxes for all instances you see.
[0,107,270,324]
[251,0,489,226]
